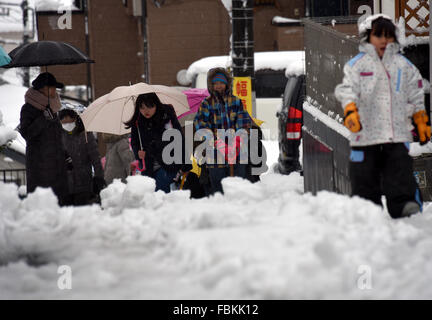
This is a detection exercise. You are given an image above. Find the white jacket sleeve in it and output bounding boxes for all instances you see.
[406,64,425,115]
[335,63,361,111]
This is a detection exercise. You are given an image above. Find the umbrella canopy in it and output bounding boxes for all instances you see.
[2,41,94,68]
[178,88,209,127]
[0,45,11,67]
[81,83,190,135]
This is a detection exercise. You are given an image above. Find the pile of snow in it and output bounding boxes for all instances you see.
[0,83,28,154]
[0,111,17,147]
[186,51,305,83]
[1,171,432,299]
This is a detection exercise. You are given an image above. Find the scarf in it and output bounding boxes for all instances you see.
[24,87,61,113]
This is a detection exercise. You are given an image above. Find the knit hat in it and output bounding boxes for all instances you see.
[212,72,228,85]
[32,72,64,90]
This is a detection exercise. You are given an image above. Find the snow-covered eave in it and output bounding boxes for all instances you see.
[272,16,301,26]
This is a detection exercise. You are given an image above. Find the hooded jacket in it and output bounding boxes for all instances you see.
[335,22,425,147]
[193,67,252,133]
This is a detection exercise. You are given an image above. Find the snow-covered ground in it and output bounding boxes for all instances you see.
[1,161,432,299]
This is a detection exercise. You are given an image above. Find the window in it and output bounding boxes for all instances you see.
[255,70,287,98]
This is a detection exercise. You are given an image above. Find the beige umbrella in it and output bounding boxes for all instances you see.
[81,83,190,135]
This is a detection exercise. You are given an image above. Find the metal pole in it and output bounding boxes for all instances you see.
[83,0,92,103]
[141,0,149,83]
[429,0,431,121]
[232,0,255,116]
[21,0,30,87]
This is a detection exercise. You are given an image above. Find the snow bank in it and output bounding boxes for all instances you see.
[1,171,432,299]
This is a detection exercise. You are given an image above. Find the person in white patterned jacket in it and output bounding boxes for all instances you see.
[335,14,430,218]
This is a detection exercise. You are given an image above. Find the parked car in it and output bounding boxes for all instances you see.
[276,74,306,175]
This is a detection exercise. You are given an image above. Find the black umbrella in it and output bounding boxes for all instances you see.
[2,40,94,68]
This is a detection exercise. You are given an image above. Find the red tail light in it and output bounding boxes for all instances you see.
[286,107,302,140]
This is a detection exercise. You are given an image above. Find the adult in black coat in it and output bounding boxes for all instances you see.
[124,92,192,193]
[19,72,69,204]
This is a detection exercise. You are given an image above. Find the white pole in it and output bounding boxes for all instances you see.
[429,0,431,118]
[373,0,380,14]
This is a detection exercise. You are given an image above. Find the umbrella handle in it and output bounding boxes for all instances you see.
[136,122,144,151]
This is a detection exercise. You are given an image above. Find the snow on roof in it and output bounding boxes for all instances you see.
[220,0,232,12]
[186,51,305,83]
[35,0,79,12]
[272,16,301,24]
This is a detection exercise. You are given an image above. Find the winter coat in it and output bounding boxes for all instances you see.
[194,67,252,134]
[335,41,425,147]
[193,68,253,168]
[130,104,192,177]
[19,102,68,198]
[103,134,135,184]
[61,129,103,194]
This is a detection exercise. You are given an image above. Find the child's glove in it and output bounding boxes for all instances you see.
[343,102,362,133]
[413,110,431,145]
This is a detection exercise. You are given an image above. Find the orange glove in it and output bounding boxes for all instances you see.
[343,102,362,133]
[413,110,431,145]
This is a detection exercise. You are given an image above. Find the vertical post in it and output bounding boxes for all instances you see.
[21,0,30,87]
[305,0,311,17]
[430,0,431,121]
[83,0,92,103]
[232,0,255,117]
[141,0,149,83]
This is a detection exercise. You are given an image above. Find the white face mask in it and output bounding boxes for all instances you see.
[62,122,76,132]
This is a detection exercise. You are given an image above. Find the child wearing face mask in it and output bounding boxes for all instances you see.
[59,108,105,205]
[335,14,429,218]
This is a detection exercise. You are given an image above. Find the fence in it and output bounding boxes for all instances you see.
[1,169,26,186]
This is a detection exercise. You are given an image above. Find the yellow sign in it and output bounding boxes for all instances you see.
[233,77,253,117]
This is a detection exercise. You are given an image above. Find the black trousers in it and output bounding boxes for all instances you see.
[349,143,422,218]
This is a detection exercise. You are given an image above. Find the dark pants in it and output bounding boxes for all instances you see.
[61,192,92,206]
[349,143,422,218]
[208,164,247,195]
[154,168,176,193]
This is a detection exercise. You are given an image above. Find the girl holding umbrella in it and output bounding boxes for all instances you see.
[124,92,192,193]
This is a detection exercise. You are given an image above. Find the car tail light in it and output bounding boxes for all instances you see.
[286,106,302,140]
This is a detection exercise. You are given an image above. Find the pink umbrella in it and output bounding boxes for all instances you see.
[178,88,209,126]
